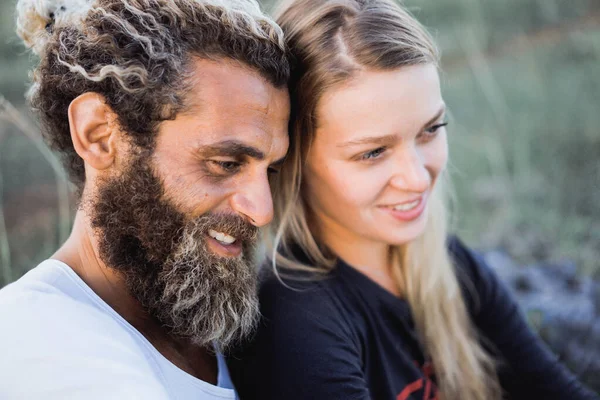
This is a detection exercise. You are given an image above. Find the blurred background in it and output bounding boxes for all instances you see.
[0,0,599,391]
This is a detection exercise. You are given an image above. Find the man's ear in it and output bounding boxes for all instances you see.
[68,93,119,171]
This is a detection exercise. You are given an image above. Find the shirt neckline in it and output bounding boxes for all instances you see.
[43,259,235,397]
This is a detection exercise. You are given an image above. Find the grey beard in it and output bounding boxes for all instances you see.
[146,218,260,351]
[91,151,260,351]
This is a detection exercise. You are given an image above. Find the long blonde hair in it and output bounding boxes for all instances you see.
[268,0,502,398]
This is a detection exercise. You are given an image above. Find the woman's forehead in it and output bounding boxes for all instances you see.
[315,65,443,144]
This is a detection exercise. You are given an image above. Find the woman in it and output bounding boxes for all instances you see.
[226,0,599,398]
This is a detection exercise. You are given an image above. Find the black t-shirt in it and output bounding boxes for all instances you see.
[227,237,599,399]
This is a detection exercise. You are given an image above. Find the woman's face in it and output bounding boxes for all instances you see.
[304,64,447,249]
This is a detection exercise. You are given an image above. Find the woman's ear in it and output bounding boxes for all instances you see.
[68,92,119,171]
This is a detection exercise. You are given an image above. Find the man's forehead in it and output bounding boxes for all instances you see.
[181,57,284,115]
[160,57,290,159]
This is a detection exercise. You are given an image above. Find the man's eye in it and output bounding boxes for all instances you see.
[219,161,240,171]
[360,147,386,161]
[208,160,241,174]
[267,167,281,176]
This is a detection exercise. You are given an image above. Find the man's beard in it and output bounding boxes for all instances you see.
[89,152,260,350]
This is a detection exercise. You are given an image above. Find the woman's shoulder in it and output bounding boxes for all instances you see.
[228,265,371,400]
[257,265,347,321]
[447,235,497,286]
[447,235,507,315]
[447,235,521,325]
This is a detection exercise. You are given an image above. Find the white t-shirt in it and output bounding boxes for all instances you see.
[0,259,238,400]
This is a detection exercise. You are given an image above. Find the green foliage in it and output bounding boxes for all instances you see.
[431,6,600,275]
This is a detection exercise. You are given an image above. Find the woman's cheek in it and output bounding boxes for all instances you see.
[424,133,449,173]
[339,169,388,209]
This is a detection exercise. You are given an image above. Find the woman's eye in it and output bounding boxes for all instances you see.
[422,122,448,138]
[360,147,386,161]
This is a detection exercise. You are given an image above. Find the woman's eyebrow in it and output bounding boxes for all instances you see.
[337,104,447,148]
[337,134,398,148]
[422,104,447,129]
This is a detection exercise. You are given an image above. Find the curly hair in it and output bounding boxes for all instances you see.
[16,0,290,191]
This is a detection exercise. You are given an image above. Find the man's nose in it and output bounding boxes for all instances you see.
[389,147,431,193]
[230,172,274,227]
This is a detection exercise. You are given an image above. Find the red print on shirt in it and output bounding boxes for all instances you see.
[396,361,439,400]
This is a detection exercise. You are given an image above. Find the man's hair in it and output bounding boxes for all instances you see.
[16,0,290,191]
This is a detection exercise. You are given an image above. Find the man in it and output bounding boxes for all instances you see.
[0,0,289,398]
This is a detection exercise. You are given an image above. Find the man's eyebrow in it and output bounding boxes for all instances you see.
[337,104,447,148]
[197,140,265,160]
[269,155,287,167]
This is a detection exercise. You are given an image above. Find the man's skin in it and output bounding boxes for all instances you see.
[53,58,290,384]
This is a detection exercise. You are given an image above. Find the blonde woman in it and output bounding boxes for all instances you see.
[226,0,599,399]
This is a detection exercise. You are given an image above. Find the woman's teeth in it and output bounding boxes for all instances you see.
[392,199,420,211]
[208,229,237,244]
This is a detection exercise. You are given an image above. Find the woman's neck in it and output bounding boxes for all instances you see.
[314,212,402,297]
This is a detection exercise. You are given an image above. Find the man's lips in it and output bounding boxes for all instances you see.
[206,234,243,257]
[208,229,237,244]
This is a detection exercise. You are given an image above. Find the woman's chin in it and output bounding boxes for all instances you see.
[379,217,429,246]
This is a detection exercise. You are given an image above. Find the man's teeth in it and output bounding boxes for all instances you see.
[208,229,237,244]
[393,200,420,211]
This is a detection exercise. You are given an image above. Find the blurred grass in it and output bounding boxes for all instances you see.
[0,0,599,287]
[434,3,600,276]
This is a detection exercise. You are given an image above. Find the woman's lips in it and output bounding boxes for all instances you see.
[379,194,427,222]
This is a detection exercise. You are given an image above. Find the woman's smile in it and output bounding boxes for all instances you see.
[377,193,428,222]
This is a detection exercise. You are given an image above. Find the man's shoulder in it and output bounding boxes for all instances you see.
[0,259,152,356]
[0,260,168,399]
[0,260,131,337]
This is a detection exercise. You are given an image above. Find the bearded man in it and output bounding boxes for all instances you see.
[0,0,289,398]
